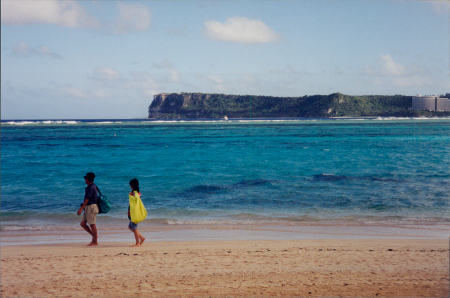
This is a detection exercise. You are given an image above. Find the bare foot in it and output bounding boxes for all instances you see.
[131,244,140,247]
[140,236,145,245]
[89,236,98,246]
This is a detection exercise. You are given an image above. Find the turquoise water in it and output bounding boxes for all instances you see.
[1,118,449,235]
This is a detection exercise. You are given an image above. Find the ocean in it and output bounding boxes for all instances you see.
[1,117,449,244]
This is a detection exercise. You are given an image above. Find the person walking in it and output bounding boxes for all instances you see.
[128,178,146,247]
[77,172,99,246]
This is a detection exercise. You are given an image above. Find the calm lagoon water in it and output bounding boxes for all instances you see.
[1,118,449,244]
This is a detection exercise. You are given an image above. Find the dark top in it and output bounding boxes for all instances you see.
[85,183,98,205]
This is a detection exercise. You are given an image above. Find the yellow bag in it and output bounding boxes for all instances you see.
[129,191,147,224]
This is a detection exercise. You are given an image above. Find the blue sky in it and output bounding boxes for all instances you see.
[1,0,449,119]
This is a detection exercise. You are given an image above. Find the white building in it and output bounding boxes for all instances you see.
[411,95,450,112]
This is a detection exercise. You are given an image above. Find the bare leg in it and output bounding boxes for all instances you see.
[87,224,98,246]
[131,229,141,247]
[80,221,92,236]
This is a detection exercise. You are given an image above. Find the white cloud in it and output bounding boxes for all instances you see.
[93,67,121,81]
[359,54,407,77]
[1,0,99,28]
[12,41,62,59]
[380,54,405,76]
[242,74,259,85]
[207,75,224,85]
[90,67,122,88]
[94,89,108,98]
[168,69,181,83]
[206,74,227,91]
[358,53,444,90]
[113,3,152,34]
[89,67,177,97]
[124,72,159,97]
[39,46,62,59]
[12,41,38,55]
[1,1,152,34]
[152,60,181,83]
[237,73,262,93]
[424,0,450,14]
[359,65,376,76]
[59,86,86,98]
[204,17,283,44]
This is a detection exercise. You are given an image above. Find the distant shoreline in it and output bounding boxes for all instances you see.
[2,219,448,246]
[2,116,450,123]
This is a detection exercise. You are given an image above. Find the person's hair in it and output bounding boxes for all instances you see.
[85,172,95,182]
[129,178,139,193]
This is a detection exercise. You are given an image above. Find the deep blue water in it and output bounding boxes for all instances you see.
[1,118,449,231]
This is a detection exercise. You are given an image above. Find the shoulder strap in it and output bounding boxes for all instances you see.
[96,185,102,196]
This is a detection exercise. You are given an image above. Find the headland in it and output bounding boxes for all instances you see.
[148,92,450,119]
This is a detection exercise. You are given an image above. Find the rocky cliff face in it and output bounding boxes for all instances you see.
[148,93,211,118]
[148,92,421,119]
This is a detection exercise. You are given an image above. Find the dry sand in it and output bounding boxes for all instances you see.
[1,239,448,297]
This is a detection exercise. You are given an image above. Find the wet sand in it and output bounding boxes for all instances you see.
[1,239,448,297]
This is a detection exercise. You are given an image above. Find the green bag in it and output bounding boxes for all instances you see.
[96,187,112,214]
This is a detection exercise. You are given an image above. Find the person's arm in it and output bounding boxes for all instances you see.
[77,198,89,215]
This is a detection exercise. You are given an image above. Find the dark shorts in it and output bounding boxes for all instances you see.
[128,221,138,230]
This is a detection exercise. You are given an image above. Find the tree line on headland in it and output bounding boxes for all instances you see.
[148,92,450,119]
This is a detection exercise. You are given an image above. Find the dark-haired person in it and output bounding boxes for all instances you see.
[128,178,146,247]
[77,172,99,246]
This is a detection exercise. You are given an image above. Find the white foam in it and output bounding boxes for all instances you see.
[375,117,411,121]
[412,117,449,120]
[335,118,369,121]
[5,121,36,125]
[0,225,77,231]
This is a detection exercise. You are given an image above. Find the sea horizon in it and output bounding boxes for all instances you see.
[2,115,450,123]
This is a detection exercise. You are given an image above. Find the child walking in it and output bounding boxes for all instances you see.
[128,179,146,247]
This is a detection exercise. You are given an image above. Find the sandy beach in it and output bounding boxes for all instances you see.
[1,239,448,297]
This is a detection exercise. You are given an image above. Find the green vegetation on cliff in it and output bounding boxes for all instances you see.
[148,92,450,119]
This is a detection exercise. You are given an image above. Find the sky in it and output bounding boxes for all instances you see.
[1,0,449,119]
